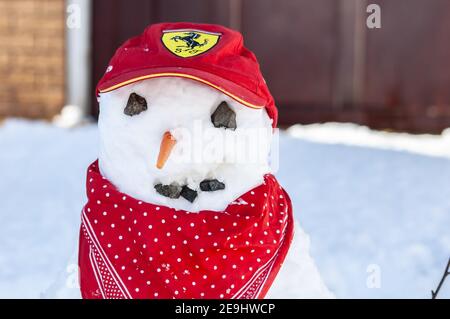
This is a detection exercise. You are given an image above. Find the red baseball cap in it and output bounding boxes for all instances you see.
[96,22,278,127]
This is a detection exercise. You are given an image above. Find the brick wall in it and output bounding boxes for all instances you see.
[0,0,65,119]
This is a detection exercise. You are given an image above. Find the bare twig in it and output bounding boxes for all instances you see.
[431,257,450,299]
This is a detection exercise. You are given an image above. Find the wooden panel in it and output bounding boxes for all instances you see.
[156,0,232,29]
[91,0,155,116]
[364,0,450,132]
[241,0,338,106]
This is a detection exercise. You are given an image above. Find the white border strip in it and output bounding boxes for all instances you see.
[88,245,107,299]
[82,211,132,299]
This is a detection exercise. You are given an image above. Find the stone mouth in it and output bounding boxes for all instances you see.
[154,179,225,203]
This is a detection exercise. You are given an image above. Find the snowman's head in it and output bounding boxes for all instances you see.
[98,77,274,212]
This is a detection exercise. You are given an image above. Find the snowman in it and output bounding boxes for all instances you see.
[55,23,331,299]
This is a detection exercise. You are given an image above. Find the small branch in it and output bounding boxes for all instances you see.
[431,257,450,299]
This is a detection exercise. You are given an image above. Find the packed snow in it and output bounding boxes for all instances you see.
[0,119,449,298]
[98,78,273,212]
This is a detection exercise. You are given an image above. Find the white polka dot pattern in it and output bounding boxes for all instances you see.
[78,161,294,299]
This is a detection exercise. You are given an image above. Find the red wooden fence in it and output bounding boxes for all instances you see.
[92,0,450,133]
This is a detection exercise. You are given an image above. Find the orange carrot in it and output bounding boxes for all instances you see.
[156,131,176,169]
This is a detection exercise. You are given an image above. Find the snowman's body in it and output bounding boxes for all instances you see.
[46,22,334,298]
[45,78,332,299]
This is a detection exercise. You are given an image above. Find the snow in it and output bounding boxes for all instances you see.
[52,105,86,128]
[0,119,96,298]
[0,119,449,298]
[282,123,450,298]
[98,78,273,212]
[267,223,334,298]
[287,122,450,159]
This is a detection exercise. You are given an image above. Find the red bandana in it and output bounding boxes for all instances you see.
[79,161,294,299]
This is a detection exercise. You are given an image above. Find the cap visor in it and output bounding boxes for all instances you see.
[97,67,266,109]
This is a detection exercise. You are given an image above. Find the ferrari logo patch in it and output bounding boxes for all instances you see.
[162,29,221,58]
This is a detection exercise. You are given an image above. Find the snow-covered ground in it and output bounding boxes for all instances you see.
[0,119,449,298]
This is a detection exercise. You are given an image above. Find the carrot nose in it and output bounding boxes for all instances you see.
[156,131,177,169]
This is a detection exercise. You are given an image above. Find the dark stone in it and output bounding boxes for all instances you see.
[199,179,225,192]
[211,101,236,130]
[180,186,198,203]
[154,183,181,199]
[124,93,147,116]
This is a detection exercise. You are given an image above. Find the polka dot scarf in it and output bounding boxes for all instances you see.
[79,161,294,299]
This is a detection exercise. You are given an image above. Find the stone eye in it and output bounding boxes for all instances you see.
[124,93,147,116]
[211,101,236,130]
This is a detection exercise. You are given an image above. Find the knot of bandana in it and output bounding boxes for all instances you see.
[79,160,294,299]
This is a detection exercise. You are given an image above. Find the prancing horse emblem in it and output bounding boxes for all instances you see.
[161,29,221,58]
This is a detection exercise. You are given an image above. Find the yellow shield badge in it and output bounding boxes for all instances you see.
[161,29,221,58]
